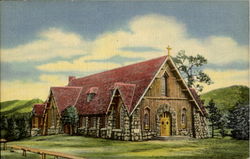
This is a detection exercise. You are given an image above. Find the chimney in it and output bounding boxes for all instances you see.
[68,76,76,83]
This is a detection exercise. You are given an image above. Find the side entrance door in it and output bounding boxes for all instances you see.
[160,112,171,136]
[64,124,70,134]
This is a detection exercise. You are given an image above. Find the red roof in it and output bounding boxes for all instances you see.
[86,87,99,94]
[45,55,205,116]
[69,56,167,115]
[51,87,82,113]
[189,88,207,115]
[33,104,46,117]
[114,82,136,111]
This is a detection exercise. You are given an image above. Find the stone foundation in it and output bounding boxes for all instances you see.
[76,104,209,141]
[75,105,208,141]
[142,130,156,140]
[178,128,193,137]
[41,107,208,140]
[78,127,87,135]
[88,128,97,137]
[47,127,59,135]
[31,128,41,137]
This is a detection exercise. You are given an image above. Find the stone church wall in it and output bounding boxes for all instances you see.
[193,109,209,138]
[47,119,62,135]
[130,107,142,141]
[77,103,133,141]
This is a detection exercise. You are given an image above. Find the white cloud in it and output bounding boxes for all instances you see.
[36,14,248,73]
[1,28,88,62]
[2,14,247,67]
[37,59,121,72]
[1,14,249,101]
[39,74,68,85]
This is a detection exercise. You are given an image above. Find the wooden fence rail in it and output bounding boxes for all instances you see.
[8,145,84,159]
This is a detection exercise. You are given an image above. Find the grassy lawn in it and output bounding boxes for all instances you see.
[1,135,249,159]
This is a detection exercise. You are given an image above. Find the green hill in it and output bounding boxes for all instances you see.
[201,85,249,112]
[0,99,43,116]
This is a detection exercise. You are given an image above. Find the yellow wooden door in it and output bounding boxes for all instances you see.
[160,112,171,136]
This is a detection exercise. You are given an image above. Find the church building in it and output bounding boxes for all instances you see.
[32,53,208,140]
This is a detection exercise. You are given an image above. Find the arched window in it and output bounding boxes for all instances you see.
[82,117,86,128]
[144,108,150,130]
[161,73,168,96]
[181,108,187,127]
[114,105,121,129]
[100,116,106,128]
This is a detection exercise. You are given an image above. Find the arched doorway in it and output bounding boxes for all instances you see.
[160,112,171,136]
[156,104,177,136]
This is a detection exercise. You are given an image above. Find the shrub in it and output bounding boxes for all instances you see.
[0,113,32,140]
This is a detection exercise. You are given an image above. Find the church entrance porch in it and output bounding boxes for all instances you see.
[156,104,177,137]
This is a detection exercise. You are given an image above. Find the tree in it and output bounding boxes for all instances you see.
[218,114,228,138]
[173,50,212,92]
[0,116,8,138]
[206,100,222,138]
[61,106,79,135]
[8,118,20,140]
[228,103,249,140]
[16,113,32,138]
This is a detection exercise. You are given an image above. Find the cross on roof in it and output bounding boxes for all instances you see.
[166,45,171,56]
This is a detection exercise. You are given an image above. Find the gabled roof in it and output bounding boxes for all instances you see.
[69,56,167,115]
[189,88,207,115]
[45,55,206,116]
[130,57,205,115]
[33,103,46,117]
[113,82,136,112]
[50,87,82,114]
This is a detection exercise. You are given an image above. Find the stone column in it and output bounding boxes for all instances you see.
[123,115,130,141]
[96,117,100,137]
[85,117,89,135]
[107,108,114,138]
[131,108,142,141]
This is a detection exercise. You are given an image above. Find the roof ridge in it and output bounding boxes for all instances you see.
[114,82,136,86]
[74,87,83,107]
[51,86,82,89]
[71,55,167,82]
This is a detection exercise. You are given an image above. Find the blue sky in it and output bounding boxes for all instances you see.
[2,1,248,48]
[0,1,249,101]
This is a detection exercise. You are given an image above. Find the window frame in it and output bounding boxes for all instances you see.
[161,72,169,96]
[115,105,121,129]
[144,107,150,130]
[87,93,96,102]
[181,108,187,128]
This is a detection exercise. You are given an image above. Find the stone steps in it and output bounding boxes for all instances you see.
[152,136,193,141]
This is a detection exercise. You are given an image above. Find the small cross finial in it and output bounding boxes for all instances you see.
[166,45,172,56]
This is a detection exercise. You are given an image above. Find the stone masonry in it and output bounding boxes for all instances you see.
[193,109,209,138]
